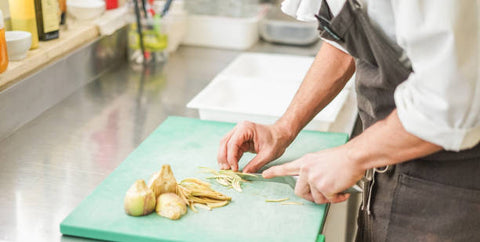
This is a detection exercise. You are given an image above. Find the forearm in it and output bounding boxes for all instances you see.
[275,42,356,140]
[347,110,443,170]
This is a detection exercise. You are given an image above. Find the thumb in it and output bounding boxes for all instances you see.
[262,160,301,178]
[242,153,271,173]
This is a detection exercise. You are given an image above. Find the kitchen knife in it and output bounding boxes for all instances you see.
[239,173,363,194]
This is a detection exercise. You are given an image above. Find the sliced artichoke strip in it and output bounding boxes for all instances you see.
[266,198,290,203]
[215,177,230,187]
[232,177,242,192]
[201,167,249,192]
[189,202,198,213]
[280,201,304,205]
[207,200,229,209]
[193,203,212,211]
[177,176,231,212]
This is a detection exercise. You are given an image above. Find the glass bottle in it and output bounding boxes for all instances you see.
[58,0,67,25]
[34,0,60,40]
[8,0,39,49]
[0,10,8,73]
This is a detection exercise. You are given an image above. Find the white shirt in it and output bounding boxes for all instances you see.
[282,0,480,151]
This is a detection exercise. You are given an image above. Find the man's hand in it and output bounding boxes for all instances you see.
[216,43,355,174]
[262,110,443,204]
[263,146,364,204]
[217,121,294,173]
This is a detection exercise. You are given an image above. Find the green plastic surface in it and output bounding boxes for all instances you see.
[60,117,348,242]
[316,234,326,242]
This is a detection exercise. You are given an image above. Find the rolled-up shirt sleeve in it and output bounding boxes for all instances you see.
[393,0,480,151]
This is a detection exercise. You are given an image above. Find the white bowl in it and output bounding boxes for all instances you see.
[5,31,32,61]
[67,0,105,20]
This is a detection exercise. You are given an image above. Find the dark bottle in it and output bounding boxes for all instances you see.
[34,0,60,40]
[58,0,67,25]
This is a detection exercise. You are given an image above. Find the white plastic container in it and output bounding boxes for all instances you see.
[67,0,106,21]
[187,53,351,131]
[95,6,128,36]
[182,13,262,50]
[5,31,32,61]
[260,19,319,45]
[259,6,319,46]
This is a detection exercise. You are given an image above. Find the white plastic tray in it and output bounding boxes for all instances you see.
[187,53,351,131]
[182,14,262,50]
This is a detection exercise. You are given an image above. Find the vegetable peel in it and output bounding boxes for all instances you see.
[177,177,231,211]
[280,201,304,205]
[266,198,289,203]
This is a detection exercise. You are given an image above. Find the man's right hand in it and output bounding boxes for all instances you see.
[217,121,294,173]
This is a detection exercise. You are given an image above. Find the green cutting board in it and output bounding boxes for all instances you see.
[60,117,348,242]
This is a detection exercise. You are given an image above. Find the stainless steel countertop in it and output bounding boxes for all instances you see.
[0,42,323,241]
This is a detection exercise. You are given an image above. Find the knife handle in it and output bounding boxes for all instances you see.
[343,184,363,194]
[293,176,362,194]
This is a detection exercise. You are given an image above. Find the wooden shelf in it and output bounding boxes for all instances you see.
[0,21,99,91]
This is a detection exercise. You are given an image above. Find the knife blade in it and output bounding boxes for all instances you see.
[239,173,363,194]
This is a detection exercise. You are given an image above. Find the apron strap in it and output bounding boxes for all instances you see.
[315,0,343,41]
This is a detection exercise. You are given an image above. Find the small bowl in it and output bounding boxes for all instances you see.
[67,0,105,21]
[5,31,32,61]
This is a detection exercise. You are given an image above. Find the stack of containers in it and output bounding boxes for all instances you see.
[259,6,319,46]
[182,0,267,50]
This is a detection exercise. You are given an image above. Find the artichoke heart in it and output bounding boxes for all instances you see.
[148,164,177,197]
[156,193,187,220]
[124,179,156,216]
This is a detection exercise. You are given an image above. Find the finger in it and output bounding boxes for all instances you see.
[217,130,234,170]
[327,193,351,203]
[262,160,301,178]
[310,187,329,204]
[226,131,248,171]
[242,153,269,173]
[218,130,234,170]
[302,191,314,202]
[294,172,313,202]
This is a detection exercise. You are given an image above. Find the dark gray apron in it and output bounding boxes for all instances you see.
[315,0,480,241]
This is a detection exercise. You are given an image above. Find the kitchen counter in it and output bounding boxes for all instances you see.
[0,39,358,241]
